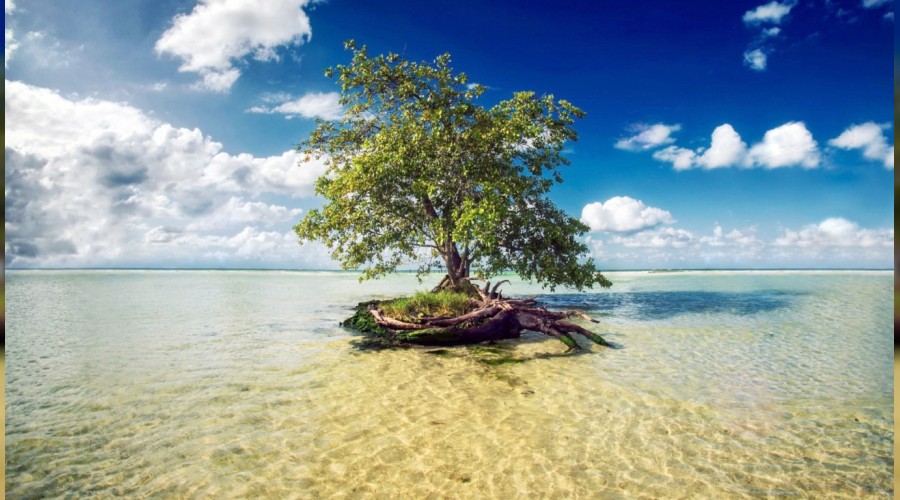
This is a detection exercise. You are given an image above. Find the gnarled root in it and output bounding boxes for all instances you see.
[364,281,611,350]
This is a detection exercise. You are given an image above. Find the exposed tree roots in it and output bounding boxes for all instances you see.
[347,278,612,351]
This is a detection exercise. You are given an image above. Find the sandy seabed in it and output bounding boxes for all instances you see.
[4,270,893,498]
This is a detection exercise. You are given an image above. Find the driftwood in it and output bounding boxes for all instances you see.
[354,279,611,350]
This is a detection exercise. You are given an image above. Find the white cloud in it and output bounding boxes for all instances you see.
[139,225,332,267]
[228,227,292,257]
[155,0,314,93]
[5,79,329,268]
[184,197,302,233]
[248,91,344,120]
[699,124,748,168]
[652,146,697,171]
[612,227,695,248]
[4,0,14,65]
[584,218,892,268]
[258,91,296,104]
[614,123,681,151]
[741,2,794,71]
[146,82,169,92]
[202,149,327,196]
[652,123,748,170]
[651,122,818,170]
[699,225,762,248]
[590,218,892,268]
[862,0,891,7]
[581,196,675,233]
[743,1,795,24]
[584,236,605,258]
[193,68,241,93]
[746,121,820,169]
[774,218,893,248]
[743,49,767,71]
[11,31,79,69]
[828,122,894,169]
[5,29,17,67]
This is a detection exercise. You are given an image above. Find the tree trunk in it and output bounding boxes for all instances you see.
[446,244,465,284]
[432,243,475,294]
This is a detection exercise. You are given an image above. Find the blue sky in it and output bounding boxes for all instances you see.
[4,0,895,270]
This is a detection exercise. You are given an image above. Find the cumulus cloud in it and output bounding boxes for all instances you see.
[619,122,746,172]
[828,122,893,169]
[652,123,756,170]
[862,0,891,7]
[649,146,693,170]
[651,121,820,171]
[743,1,795,24]
[746,121,820,168]
[699,124,748,168]
[774,218,893,248]
[743,48,767,71]
[248,91,344,120]
[5,79,329,268]
[184,197,302,233]
[581,196,675,233]
[194,68,241,93]
[5,0,13,13]
[614,123,681,151]
[155,0,314,92]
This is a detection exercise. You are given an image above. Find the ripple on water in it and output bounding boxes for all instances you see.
[4,270,893,497]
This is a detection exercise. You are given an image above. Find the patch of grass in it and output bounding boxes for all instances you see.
[341,300,389,336]
[380,290,473,321]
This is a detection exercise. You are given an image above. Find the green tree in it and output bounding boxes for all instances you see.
[295,41,611,292]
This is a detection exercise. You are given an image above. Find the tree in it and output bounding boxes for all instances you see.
[294,41,611,293]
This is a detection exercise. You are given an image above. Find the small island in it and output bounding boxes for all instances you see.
[294,41,613,350]
[343,281,612,349]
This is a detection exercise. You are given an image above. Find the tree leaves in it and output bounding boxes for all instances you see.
[294,42,610,290]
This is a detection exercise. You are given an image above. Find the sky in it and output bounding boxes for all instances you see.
[4,0,895,271]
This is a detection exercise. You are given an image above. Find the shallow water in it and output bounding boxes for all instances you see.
[5,270,894,498]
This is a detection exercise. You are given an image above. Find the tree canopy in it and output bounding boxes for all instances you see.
[295,41,611,291]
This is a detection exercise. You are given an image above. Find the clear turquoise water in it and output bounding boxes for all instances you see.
[5,270,894,497]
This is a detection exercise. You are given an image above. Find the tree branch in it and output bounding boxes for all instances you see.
[421,194,439,220]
